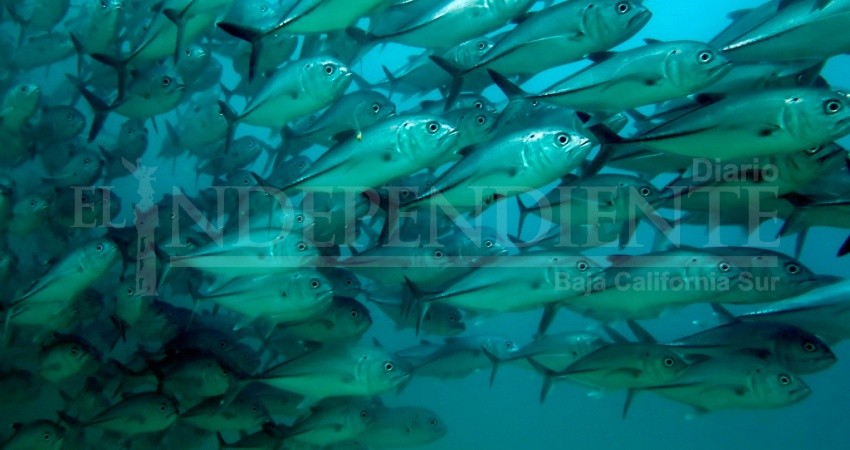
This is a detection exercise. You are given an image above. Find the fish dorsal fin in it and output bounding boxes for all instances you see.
[511,11,535,24]
[603,325,628,343]
[710,304,737,323]
[606,254,631,265]
[586,51,616,63]
[330,129,358,144]
[693,93,726,105]
[626,320,657,344]
[726,8,752,21]
[455,144,478,158]
[643,38,664,45]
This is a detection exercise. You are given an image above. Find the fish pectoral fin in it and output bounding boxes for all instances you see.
[757,125,781,137]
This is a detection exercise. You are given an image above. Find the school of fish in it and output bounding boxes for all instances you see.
[1,0,850,448]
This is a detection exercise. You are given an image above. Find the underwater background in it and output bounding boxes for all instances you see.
[2,0,850,449]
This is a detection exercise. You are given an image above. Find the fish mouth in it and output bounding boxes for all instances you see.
[629,10,653,27]
[789,386,812,398]
[709,61,735,77]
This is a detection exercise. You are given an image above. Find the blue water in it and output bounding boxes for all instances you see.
[4,0,850,449]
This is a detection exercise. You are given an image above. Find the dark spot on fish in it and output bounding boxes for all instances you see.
[758,128,775,137]
[382,153,392,162]
[644,79,657,86]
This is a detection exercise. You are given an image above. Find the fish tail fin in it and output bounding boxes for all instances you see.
[709,304,736,323]
[838,234,850,257]
[429,56,466,111]
[215,432,229,449]
[69,33,86,76]
[217,22,267,82]
[622,389,637,419]
[625,320,657,343]
[380,65,399,98]
[536,303,560,337]
[525,357,557,404]
[217,100,239,153]
[481,345,501,388]
[777,192,812,238]
[577,111,624,145]
[487,69,526,101]
[67,75,111,142]
[57,411,84,428]
[163,120,181,147]
[516,195,536,238]
[401,276,433,336]
[162,2,195,64]
[602,324,629,343]
[108,314,128,346]
[89,52,130,101]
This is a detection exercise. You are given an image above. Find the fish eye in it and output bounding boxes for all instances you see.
[473,101,484,109]
[505,341,514,349]
[185,48,192,56]
[260,4,268,12]
[161,77,171,86]
[371,103,381,113]
[384,361,394,371]
[95,243,105,252]
[429,418,437,426]
[477,41,487,51]
[433,250,443,258]
[297,242,307,251]
[616,1,631,14]
[717,262,731,272]
[345,278,353,286]
[576,260,590,271]
[639,187,652,197]
[126,288,134,295]
[785,263,801,274]
[824,99,843,114]
[100,0,108,8]
[778,374,791,385]
[805,145,822,154]
[697,50,714,64]
[19,85,27,93]
[350,309,358,318]
[159,403,168,412]
[295,214,304,223]
[426,121,440,134]
[251,405,259,413]
[247,139,256,148]
[448,314,456,323]
[802,341,817,352]
[400,189,411,198]
[556,133,570,146]
[360,410,369,418]
[70,345,80,356]
[484,240,493,248]
[127,128,135,136]
[323,64,336,75]
[66,112,75,121]
[663,357,676,367]
[476,115,487,125]
[310,279,321,288]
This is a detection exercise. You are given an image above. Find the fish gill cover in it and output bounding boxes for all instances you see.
[0,0,849,449]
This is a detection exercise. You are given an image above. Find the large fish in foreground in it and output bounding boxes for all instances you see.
[645,353,811,414]
[586,87,850,160]
[712,0,850,62]
[468,0,652,76]
[275,114,459,193]
[488,40,731,113]
[403,127,592,212]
